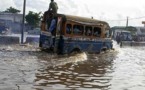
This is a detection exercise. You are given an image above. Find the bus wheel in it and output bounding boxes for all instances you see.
[70,48,81,55]
[101,47,107,53]
[102,48,107,51]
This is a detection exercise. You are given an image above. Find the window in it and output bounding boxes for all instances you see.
[105,30,110,38]
[73,25,84,35]
[85,26,92,36]
[93,27,101,37]
[66,24,72,34]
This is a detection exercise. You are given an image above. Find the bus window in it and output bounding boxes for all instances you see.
[93,27,101,37]
[105,30,110,38]
[66,24,72,34]
[85,26,92,36]
[73,25,84,35]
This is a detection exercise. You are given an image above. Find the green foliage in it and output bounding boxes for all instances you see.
[4,7,20,13]
[25,11,42,27]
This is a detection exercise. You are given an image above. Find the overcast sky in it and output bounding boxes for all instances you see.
[0,0,145,26]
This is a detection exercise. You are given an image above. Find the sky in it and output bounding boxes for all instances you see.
[0,0,145,27]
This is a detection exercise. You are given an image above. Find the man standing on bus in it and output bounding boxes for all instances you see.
[48,0,58,16]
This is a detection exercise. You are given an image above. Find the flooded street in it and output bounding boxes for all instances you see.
[0,42,145,90]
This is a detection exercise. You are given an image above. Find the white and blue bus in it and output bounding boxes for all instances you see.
[39,11,113,54]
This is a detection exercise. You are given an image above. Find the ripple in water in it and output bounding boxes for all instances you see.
[3,43,141,90]
[33,50,117,90]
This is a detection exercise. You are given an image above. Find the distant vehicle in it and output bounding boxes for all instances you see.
[114,30,132,44]
[39,11,113,54]
[112,26,145,46]
[27,28,40,35]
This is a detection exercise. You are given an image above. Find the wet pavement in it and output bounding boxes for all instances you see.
[0,42,145,90]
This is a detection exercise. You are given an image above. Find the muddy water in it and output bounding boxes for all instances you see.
[0,43,145,90]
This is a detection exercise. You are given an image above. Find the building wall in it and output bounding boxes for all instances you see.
[136,27,145,35]
[0,12,30,34]
[0,13,23,23]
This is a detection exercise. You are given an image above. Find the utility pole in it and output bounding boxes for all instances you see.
[21,0,26,44]
[126,16,129,27]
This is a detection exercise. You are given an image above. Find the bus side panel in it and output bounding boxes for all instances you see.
[62,40,107,54]
[40,34,52,49]
[105,41,113,49]
[92,41,103,53]
[103,39,113,49]
[63,41,84,54]
[80,41,103,53]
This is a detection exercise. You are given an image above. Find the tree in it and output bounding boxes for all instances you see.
[25,11,42,28]
[4,7,20,13]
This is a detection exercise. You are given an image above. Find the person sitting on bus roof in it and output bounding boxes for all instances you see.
[48,0,58,16]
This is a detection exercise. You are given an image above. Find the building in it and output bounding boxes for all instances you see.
[0,12,23,23]
[0,12,24,34]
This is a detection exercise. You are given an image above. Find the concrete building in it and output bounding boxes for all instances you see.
[0,12,40,35]
[0,12,23,23]
[0,12,23,34]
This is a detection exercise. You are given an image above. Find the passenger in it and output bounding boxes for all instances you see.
[74,26,80,34]
[116,33,121,44]
[87,29,91,36]
[49,17,57,47]
[57,36,64,55]
[94,31,99,36]
[80,30,84,35]
[49,18,56,36]
[105,31,109,38]
[48,0,58,16]
[66,26,71,34]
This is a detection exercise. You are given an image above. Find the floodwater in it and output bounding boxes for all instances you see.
[0,42,145,90]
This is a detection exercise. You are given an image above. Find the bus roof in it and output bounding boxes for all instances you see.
[57,14,110,28]
[115,29,130,32]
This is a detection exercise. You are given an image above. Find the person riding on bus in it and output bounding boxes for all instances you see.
[48,0,58,16]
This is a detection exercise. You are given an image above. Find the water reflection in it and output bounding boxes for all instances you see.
[110,47,145,90]
[1,42,145,90]
[34,50,117,90]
